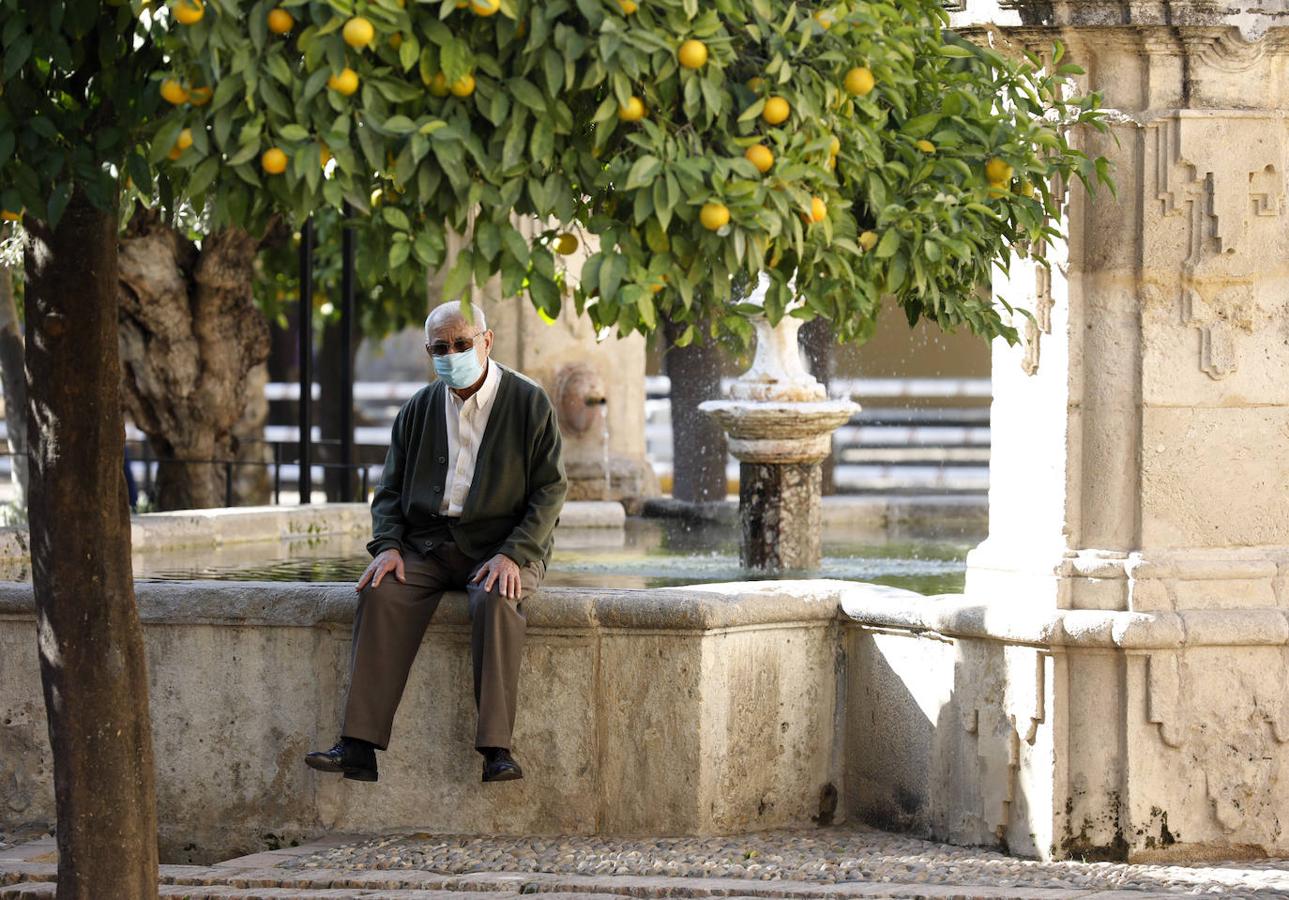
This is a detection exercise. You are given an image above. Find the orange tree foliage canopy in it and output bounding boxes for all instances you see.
[1,0,1110,345]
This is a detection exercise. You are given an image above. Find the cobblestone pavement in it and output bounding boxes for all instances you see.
[275,826,1289,897]
[4,825,1289,898]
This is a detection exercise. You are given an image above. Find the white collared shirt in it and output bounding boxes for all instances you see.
[441,359,502,515]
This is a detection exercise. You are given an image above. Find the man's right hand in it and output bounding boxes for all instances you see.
[357,548,405,592]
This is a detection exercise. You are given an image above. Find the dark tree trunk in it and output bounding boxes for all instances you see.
[24,190,159,898]
[0,239,27,508]
[662,317,727,503]
[800,317,837,495]
[117,211,271,510]
[319,315,359,501]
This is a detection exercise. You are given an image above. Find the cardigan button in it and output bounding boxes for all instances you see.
[433,486,441,492]
[437,456,446,464]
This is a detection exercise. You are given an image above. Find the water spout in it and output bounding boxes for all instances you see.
[600,403,610,500]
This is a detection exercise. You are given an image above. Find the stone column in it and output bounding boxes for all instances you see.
[958,0,1289,859]
[739,462,821,569]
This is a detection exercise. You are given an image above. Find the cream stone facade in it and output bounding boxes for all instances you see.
[846,0,1289,861]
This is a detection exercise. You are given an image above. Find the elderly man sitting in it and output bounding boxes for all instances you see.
[306,301,567,783]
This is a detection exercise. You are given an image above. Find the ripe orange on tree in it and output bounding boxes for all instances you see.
[700,202,730,231]
[985,157,1013,184]
[449,73,476,97]
[261,147,288,174]
[328,68,360,96]
[844,66,875,96]
[160,79,189,105]
[188,85,212,105]
[172,0,204,25]
[470,0,501,15]
[762,96,790,125]
[343,16,375,49]
[678,40,708,69]
[267,8,293,34]
[618,96,646,121]
[744,144,774,174]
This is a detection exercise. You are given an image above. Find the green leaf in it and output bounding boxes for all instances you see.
[738,98,766,123]
[187,157,220,196]
[442,251,474,300]
[875,228,901,259]
[45,183,71,229]
[383,115,418,135]
[280,124,311,142]
[509,78,547,113]
[902,113,941,138]
[599,252,627,301]
[635,291,656,328]
[624,155,661,191]
[441,39,473,83]
[226,140,262,167]
[382,207,412,230]
[389,241,411,269]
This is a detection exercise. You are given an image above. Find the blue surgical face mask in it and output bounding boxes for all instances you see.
[433,346,484,389]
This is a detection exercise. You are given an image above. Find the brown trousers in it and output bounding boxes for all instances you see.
[340,541,543,751]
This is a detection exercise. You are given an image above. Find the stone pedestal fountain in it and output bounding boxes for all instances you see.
[700,277,858,570]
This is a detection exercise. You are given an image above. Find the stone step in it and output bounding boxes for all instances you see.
[0,863,1185,900]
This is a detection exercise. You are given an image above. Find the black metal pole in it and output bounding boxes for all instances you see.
[340,204,355,503]
[298,218,314,505]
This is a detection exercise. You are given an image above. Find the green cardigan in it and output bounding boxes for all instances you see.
[367,363,568,567]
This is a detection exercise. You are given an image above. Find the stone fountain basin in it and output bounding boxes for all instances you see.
[699,400,859,464]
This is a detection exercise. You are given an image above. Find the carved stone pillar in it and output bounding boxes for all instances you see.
[959,0,1289,860]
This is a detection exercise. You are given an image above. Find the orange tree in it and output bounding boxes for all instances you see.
[0,0,1106,892]
[155,0,1107,351]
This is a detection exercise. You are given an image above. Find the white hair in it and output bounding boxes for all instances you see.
[424,301,487,341]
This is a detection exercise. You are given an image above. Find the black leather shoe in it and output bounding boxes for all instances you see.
[482,749,523,783]
[305,737,378,782]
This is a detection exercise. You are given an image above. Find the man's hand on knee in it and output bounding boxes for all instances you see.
[472,553,521,599]
[357,548,405,592]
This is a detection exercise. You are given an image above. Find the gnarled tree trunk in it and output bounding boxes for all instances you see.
[25,189,160,898]
[117,210,271,510]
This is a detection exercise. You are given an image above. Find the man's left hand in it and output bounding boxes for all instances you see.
[472,553,522,599]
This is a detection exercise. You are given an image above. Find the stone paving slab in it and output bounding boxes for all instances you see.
[270,827,1289,897]
[5,827,1289,899]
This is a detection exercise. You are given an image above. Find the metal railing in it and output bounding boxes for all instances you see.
[125,438,372,508]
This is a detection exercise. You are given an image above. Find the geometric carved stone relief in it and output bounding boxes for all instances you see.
[1152,114,1285,380]
[1147,652,1186,748]
[960,650,1048,841]
[1148,648,1289,834]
